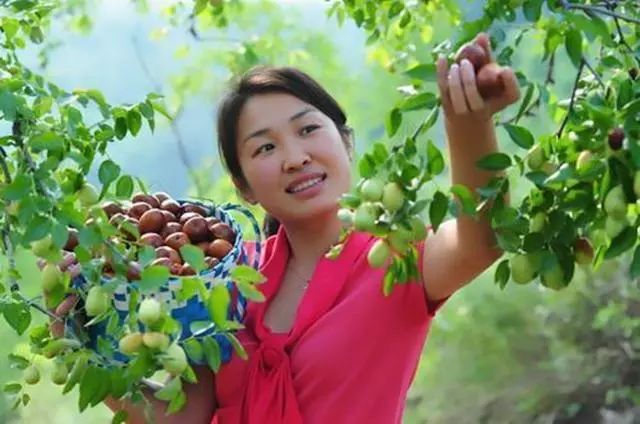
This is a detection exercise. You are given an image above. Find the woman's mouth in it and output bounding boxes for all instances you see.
[286,173,327,194]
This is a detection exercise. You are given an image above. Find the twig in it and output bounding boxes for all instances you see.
[546,51,556,85]
[0,147,11,184]
[15,292,59,320]
[187,13,242,43]
[130,36,206,196]
[556,60,585,139]
[562,1,640,25]
[581,55,606,90]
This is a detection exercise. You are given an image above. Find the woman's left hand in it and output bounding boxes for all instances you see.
[437,32,520,120]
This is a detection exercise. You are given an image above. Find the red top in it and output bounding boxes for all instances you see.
[211,226,444,423]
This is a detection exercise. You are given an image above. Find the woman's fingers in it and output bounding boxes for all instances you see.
[488,67,521,112]
[460,59,485,112]
[448,64,469,115]
[474,32,493,62]
[436,55,453,113]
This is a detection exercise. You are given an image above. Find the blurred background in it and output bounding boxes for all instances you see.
[0,0,638,423]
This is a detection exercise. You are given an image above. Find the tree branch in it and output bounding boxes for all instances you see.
[556,60,585,139]
[582,55,606,90]
[0,146,11,184]
[562,1,640,25]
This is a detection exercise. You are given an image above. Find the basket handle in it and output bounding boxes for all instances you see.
[218,202,262,270]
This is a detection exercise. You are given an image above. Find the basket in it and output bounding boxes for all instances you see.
[65,201,262,365]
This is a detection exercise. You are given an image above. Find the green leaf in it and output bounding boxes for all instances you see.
[1,174,31,201]
[564,28,583,68]
[0,89,17,121]
[429,191,448,232]
[476,153,512,171]
[207,284,230,328]
[202,337,221,372]
[166,390,186,414]
[3,383,21,394]
[29,132,64,153]
[154,377,182,402]
[176,277,207,302]
[450,184,478,216]
[193,0,208,16]
[522,0,543,22]
[605,227,637,259]
[179,245,206,273]
[115,175,133,199]
[224,333,248,360]
[230,265,266,286]
[398,92,437,112]
[235,281,265,302]
[426,140,444,175]
[183,338,204,363]
[494,259,510,289]
[385,108,402,137]
[111,410,128,424]
[78,366,106,412]
[114,117,127,140]
[358,154,376,178]
[3,300,31,335]
[126,109,142,136]
[137,266,170,293]
[504,124,534,149]
[404,63,437,82]
[98,159,121,188]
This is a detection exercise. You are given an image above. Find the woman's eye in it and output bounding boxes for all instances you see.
[254,143,274,156]
[300,125,319,136]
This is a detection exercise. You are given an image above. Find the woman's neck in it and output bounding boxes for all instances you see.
[281,212,343,273]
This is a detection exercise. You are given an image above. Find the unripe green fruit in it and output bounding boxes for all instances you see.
[85,286,110,317]
[41,263,63,293]
[541,162,558,175]
[605,215,628,239]
[142,332,170,351]
[23,366,40,385]
[42,338,81,359]
[526,144,545,170]
[529,212,546,233]
[51,361,68,385]
[31,236,53,258]
[336,208,354,226]
[6,201,19,216]
[161,344,188,375]
[510,254,537,285]
[634,171,640,198]
[360,179,384,202]
[541,263,565,290]
[354,203,377,231]
[576,150,594,171]
[77,183,99,206]
[387,230,411,253]
[604,185,627,220]
[367,239,391,268]
[138,298,162,326]
[119,332,144,355]
[382,183,404,212]
[409,217,428,241]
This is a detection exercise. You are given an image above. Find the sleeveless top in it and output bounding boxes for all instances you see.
[211,225,445,423]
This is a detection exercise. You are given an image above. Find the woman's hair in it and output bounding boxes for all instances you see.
[216,66,352,237]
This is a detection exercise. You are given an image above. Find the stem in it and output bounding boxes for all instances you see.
[0,147,11,183]
[582,55,606,90]
[556,60,585,139]
[562,1,640,25]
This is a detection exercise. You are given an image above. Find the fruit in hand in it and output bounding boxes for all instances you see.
[382,182,405,212]
[138,298,162,326]
[510,254,537,285]
[119,332,144,355]
[455,43,488,71]
[161,344,188,375]
[476,63,504,98]
[604,185,627,219]
[608,128,625,150]
[85,286,110,317]
[574,238,594,265]
[23,365,40,385]
[367,239,391,268]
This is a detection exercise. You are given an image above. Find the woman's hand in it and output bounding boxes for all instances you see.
[38,252,83,338]
[437,32,520,120]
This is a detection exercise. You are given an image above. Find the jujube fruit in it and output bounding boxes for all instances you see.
[367,239,391,268]
[382,183,405,212]
[31,236,53,258]
[181,203,208,216]
[126,261,142,281]
[179,212,200,225]
[77,183,99,206]
[455,43,488,71]
[604,185,627,219]
[138,209,166,234]
[183,216,210,243]
[142,332,170,351]
[118,332,143,355]
[208,239,232,259]
[180,263,196,276]
[140,233,164,248]
[155,246,182,264]
[151,257,172,269]
[85,286,110,317]
[161,344,188,375]
[23,366,40,385]
[574,238,594,265]
[160,199,181,216]
[526,144,545,170]
[102,201,124,218]
[204,256,219,268]
[161,210,178,223]
[138,298,162,326]
[354,203,377,231]
[541,262,565,290]
[166,232,191,252]
[529,212,546,233]
[128,202,152,220]
[605,215,627,239]
[510,254,536,285]
[576,150,594,171]
[109,212,127,226]
[210,222,235,243]
[42,263,63,292]
[64,228,79,251]
[161,222,182,239]
[360,179,384,202]
[132,193,160,209]
[205,217,220,227]
[51,361,68,385]
[153,192,171,204]
[608,127,625,150]
[476,63,504,98]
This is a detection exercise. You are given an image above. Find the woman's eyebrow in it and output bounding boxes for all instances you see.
[243,107,317,143]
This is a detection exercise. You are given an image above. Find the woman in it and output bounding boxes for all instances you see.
[102,32,519,422]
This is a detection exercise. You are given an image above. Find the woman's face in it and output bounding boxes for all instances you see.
[235,93,351,224]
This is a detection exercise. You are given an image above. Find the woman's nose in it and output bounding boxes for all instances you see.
[282,143,311,172]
